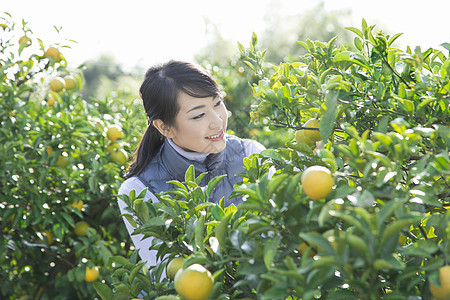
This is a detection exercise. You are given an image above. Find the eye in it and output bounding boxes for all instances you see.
[192,113,205,120]
[214,99,223,107]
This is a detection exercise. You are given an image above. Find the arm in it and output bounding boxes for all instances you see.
[118,177,161,271]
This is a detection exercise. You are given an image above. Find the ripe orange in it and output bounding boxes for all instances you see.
[50,77,65,92]
[174,264,214,300]
[74,221,90,236]
[45,46,61,62]
[166,257,186,279]
[301,165,334,200]
[106,125,123,142]
[430,265,450,300]
[84,266,99,282]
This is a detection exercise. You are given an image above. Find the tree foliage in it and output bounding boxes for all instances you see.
[0,13,142,299]
[104,20,449,299]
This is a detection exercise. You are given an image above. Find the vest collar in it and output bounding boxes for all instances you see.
[167,138,209,162]
[161,138,226,181]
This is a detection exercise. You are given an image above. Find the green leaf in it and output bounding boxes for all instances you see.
[185,164,195,182]
[333,51,369,68]
[206,174,226,198]
[237,41,246,55]
[320,91,338,142]
[134,199,150,222]
[264,235,281,270]
[216,211,233,250]
[93,282,114,300]
[377,199,404,230]
[345,27,363,39]
[211,205,225,221]
[380,218,415,244]
[387,33,403,46]
[299,232,334,254]
[195,214,205,251]
[122,214,137,228]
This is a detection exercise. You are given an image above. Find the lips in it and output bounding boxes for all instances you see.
[206,130,225,141]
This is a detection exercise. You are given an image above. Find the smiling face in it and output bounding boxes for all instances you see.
[154,92,228,153]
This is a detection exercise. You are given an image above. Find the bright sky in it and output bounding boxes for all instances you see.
[2,0,449,71]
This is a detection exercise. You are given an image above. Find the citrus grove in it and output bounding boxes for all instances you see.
[0,13,144,298]
[1,12,449,300]
[100,20,449,299]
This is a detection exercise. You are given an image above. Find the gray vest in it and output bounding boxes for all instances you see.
[137,135,247,206]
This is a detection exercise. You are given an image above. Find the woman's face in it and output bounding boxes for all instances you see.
[164,92,228,153]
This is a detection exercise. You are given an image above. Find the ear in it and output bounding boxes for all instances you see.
[152,119,175,138]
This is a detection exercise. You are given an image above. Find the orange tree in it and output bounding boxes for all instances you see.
[99,19,450,300]
[0,13,143,299]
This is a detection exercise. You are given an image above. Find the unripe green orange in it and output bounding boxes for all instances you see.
[106,125,123,142]
[74,221,90,236]
[303,118,321,142]
[110,148,128,165]
[166,257,185,279]
[50,77,65,92]
[295,129,316,147]
[64,75,78,90]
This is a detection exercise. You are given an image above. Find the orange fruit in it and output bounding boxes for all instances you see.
[110,148,128,165]
[45,46,61,62]
[64,75,78,90]
[50,77,65,92]
[84,266,99,282]
[19,36,31,47]
[74,221,90,236]
[301,165,334,200]
[166,257,185,279]
[174,264,214,300]
[56,154,70,167]
[106,125,123,142]
[295,129,316,147]
[430,265,450,300]
[47,95,56,105]
[303,118,321,142]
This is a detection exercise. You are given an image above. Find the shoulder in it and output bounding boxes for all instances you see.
[225,134,265,157]
[118,176,147,196]
[242,138,265,156]
[119,176,159,202]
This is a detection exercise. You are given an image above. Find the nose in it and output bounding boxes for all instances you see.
[209,110,223,130]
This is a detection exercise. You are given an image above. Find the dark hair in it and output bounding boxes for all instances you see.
[125,60,221,178]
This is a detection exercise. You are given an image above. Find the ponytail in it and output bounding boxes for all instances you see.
[125,124,164,178]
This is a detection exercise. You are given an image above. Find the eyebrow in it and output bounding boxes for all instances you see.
[186,104,205,113]
[186,97,220,113]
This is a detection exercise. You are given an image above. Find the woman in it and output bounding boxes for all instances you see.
[118,60,266,270]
